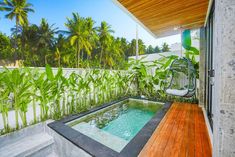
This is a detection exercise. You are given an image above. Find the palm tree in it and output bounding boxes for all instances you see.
[0,0,34,62]
[85,17,97,60]
[154,45,161,53]
[146,45,155,54]
[127,39,146,56]
[37,18,58,65]
[120,37,129,60]
[97,21,114,66]
[161,42,170,52]
[65,13,92,68]
[37,19,57,48]
[11,24,37,59]
[108,37,123,68]
[55,48,61,67]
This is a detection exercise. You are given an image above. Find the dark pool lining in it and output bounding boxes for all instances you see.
[48,97,172,157]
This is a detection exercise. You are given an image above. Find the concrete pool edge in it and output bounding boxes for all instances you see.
[48,97,172,157]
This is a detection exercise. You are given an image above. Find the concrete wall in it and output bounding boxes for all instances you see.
[46,126,92,157]
[213,0,235,156]
[0,121,92,157]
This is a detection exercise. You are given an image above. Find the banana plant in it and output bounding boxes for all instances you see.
[47,66,68,119]
[0,72,11,132]
[128,58,152,97]
[99,70,108,103]
[3,68,31,128]
[67,72,79,114]
[77,71,91,110]
[89,69,100,106]
[109,72,117,100]
[34,69,52,121]
[152,55,179,99]
[25,68,40,124]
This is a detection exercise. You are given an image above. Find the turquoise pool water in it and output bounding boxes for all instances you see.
[102,108,155,141]
[67,99,163,152]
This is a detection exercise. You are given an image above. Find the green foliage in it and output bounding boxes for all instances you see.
[0,72,11,132]
[0,6,177,69]
[97,21,115,67]
[0,0,34,62]
[182,30,200,78]
[0,55,199,135]
[0,32,10,51]
[128,55,198,102]
[0,2,201,136]
[154,45,161,53]
[65,13,93,68]
[0,65,137,135]
[128,58,154,97]
[152,55,179,97]
[2,68,31,128]
[161,42,170,52]
[127,39,146,56]
[146,45,155,54]
[0,0,34,26]
[0,32,12,59]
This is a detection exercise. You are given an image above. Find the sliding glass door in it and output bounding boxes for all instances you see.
[205,2,215,131]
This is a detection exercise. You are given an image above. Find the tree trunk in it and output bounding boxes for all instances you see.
[100,48,103,67]
[15,109,19,129]
[45,55,47,65]
[81,49,84,61]
[2,112,8,132]
[77,42,80,68]
[59,56,61,67]
[14,21,19,66]
[33,96,37,124]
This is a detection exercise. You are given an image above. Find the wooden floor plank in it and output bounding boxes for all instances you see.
[178,104,190,157]
[188,104,196,157]
[196,106,212,157]
[139,102,212,157]
[139,104,180,156]
[170,105,188,157]
[162,103,188,157]
[149,103,182,156]
[193,105,203,157]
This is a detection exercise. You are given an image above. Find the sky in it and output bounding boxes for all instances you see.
[0,0,181,47]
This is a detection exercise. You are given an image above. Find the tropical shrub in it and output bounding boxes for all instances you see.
[0,52,199,135]
[182,30,200,78]
[0,65,137,135]
[2,68,31,128]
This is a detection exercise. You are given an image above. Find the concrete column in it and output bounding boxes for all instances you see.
[199,27,206,108]
[213,0,235,156]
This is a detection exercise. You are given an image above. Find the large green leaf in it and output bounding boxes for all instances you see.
[189,47,200,55]
[46,64,54,81]
[55,67,63,79]
[12,69,21,86]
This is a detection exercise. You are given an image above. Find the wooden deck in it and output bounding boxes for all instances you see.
[139,102,212,157]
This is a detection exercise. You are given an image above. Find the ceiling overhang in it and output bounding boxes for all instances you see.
[113,0,209,38]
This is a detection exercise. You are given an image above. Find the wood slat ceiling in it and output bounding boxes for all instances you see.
[117,0,209,37]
